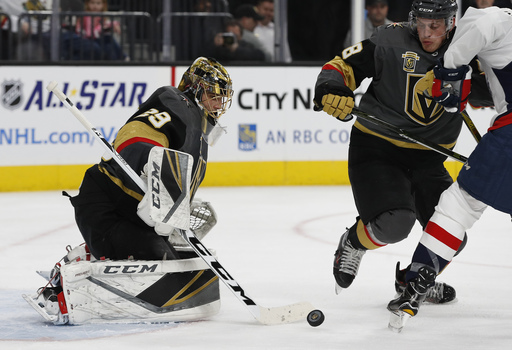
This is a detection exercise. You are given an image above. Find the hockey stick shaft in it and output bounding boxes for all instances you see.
[461,110,482,143]
[351,108,468,163]
[178,228,313,324]
[46,81,147,192]
[47,81,312,325]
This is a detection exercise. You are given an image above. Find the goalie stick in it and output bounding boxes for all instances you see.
[350,108,468,164]
[46,81,314,325]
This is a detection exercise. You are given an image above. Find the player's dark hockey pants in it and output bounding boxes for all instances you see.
[348,127,467,248]
[69,165,180,260]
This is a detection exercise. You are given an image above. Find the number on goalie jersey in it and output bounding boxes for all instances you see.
[69,57,233,260]
[312,0,494,295]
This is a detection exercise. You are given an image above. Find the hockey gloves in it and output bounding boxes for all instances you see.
[425,64,472,113]
[313,82,355,121]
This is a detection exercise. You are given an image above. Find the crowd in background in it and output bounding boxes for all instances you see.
[1,0,512,63]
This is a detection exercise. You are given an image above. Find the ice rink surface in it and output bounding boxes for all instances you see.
[1,185,511,349]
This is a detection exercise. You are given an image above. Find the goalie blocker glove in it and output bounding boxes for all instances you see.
[313,82,355,121]
[426,63,472,113]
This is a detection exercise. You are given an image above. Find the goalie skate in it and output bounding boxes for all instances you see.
[23,246,221,325]
[22,287,69,325]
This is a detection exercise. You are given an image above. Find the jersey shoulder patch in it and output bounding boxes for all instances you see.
[372,22,413,47]
[384,22,406,30]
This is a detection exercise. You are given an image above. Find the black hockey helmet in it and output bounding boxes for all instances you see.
[409,0,457,36]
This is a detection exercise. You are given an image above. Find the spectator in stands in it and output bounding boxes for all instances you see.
[254,0,292,62]
[208,19,265,61]
[234,4,271,61]
[344,0,394,47]
[474,0,494,7]
[76,0,127,60]
[60,0,112,61]
[6,0,81,60]
[194,0,213,12]
[0,0,23,60]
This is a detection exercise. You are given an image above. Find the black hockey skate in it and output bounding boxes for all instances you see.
[387,265,436,332]
[394,262,456,304]
[333,229,366,293]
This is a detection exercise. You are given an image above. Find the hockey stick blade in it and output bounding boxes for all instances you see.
[351,108,468,163]
[48,81,314,325]
[180,228,314,325]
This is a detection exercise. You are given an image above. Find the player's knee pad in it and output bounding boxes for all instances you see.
[367,209,416,244]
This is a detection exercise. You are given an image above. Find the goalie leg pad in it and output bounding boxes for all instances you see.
[25,252,221,325]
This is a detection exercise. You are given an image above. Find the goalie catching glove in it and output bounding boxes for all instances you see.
[313,82,355,121]
[424,63,472,113]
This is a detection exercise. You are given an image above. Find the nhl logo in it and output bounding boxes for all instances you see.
[1,79,24,110]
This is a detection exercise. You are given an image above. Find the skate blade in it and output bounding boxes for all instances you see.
[22,294,57,323]
[22,294,68,325]
[388,310,411,333]
[335,283,344,295]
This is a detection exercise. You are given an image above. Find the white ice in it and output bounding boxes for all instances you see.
[1,186,511,349]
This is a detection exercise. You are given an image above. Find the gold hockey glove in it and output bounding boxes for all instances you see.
[321,94,354,120]
[313,83,355,121]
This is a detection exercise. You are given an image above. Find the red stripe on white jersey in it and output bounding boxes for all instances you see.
[424,221,462,252]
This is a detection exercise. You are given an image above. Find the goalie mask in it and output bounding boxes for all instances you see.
[178,57,233,119]
[178,57,233,145]
[409,0,457,39]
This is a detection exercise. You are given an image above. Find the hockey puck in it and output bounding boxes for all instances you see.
[307,309,325,327]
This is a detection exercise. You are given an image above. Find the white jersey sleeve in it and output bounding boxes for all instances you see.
[444,7,512,115]
[443,7,512,69]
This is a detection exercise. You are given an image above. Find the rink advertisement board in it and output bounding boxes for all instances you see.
[0,65,492,191]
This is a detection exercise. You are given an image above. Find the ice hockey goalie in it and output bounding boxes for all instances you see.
[23,199,221,325]
[23,58,235,325]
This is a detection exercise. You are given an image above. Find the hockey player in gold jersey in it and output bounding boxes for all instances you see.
[313,0,493,300]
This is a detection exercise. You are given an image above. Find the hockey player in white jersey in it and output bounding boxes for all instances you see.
[388,6,512,332]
